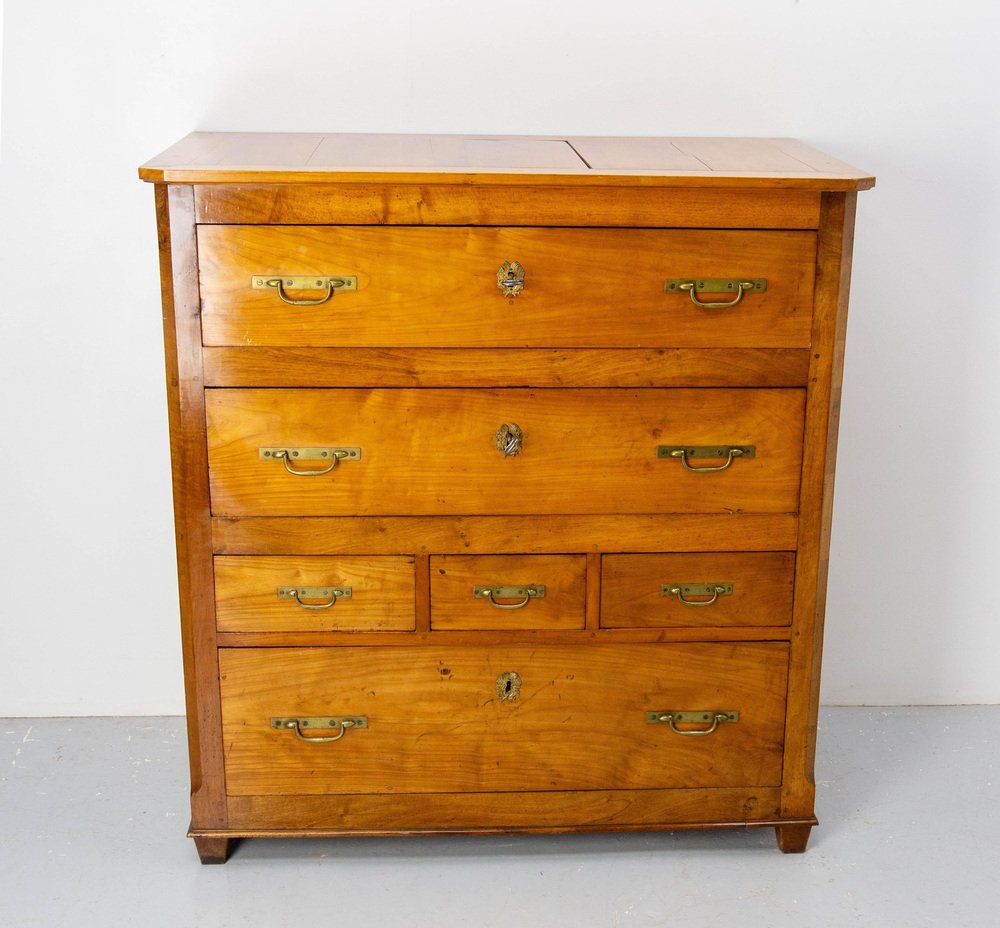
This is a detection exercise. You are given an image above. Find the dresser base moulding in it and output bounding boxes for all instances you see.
[221,789,786,829]
[190,819,818,866]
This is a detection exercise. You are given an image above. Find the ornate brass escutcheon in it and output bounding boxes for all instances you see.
[496,261,525,297]
[496,671,522,702]
[495,423,523,457]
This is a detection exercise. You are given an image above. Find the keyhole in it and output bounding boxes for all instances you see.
[496,671,522,702]
[496,423,523,457]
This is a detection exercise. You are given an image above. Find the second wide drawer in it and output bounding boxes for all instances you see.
[206,388,805,516]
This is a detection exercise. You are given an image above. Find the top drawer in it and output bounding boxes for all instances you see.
[198,227,815,348]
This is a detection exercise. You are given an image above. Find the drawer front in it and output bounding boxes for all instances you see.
[206,388,805,516]
[431,555,585,630]
[220,643,788,795]
[214,556,415,632]
[601,552,795,628]
[198,226,815,348]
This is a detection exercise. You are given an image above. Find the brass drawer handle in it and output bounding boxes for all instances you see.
[271,716,368,743]
[496,261,525,297]
[656,444,755,473]
[661,583,733,607]
[277,586,353,610]
[664,278,767,309]
[646,710,739,737]
[473,585,546,609]
[259,446,361,476]
[253,275,358,306]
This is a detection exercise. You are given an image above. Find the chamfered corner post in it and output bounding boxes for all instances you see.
[155,182,228,855]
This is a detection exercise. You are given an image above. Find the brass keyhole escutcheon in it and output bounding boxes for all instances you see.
[496,261,525,297]
[495,422,523,457]
[496,671,522,702]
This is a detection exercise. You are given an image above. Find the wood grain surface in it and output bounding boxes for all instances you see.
[155,185,228,830]
[212,513,800,556]
[601,552,795,628]
[214,556,416,632]
[198,226,815,348]
[139,132,874,190]
[219,643,788,795]
[205,388,806,517]
[201,347,812,388]
[194,183,823,228]
[430,554,586,630]
[223,788,790,831]
[780,191,858,835]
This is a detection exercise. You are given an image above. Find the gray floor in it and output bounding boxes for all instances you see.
[1,708,997,927]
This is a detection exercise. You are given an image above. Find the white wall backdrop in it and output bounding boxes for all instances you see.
[1,0,998,714]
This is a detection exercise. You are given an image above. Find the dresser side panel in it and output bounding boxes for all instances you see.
[156,184,227,828]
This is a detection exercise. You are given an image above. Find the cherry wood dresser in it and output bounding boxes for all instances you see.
[139,133,873,863]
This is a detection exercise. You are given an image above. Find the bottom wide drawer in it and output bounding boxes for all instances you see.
[219,643,788,795]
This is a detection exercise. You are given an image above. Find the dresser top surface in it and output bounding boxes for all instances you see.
[139,133,874,190]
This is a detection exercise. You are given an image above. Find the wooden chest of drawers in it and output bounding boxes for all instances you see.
[140,133,873,863]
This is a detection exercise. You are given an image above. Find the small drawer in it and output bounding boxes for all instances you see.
[198,226,815,348]
[205,388,805,517]
[601,552,795,628]
[214,556,415,632]
[219,642,788,795]
[430,554,585,630]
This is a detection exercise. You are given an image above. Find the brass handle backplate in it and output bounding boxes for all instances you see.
[474,585,546,609]
[277,586,353,609]
[656,444,755,473]
[271,716,368,743]
[661,583,733,607]
[664,278,766,309]
[259,447,361,476]
[253,275,358,306]
[646,710,739,737]
[497,261,525,297]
